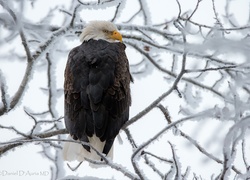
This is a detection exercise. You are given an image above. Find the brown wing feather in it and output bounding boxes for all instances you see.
[64,39,132,155]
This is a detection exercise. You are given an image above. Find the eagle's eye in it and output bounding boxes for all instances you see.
[103,30,109,33]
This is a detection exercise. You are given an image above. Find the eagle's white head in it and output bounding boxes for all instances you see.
[80,21,122,43]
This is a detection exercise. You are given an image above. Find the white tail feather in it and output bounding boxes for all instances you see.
[63,135,113,162]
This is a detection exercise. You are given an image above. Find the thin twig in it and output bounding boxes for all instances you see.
[157,104,172,124]
[187,0,202,20]
[70,4,81,27]
[185,65,237,73]
[144,155,164,179]
[46,53,56,118]
[142,151,173,164]
[111,2,121,22]
[138,0,150,25]
[242,139,250,172]
[175,0,182,18]
[169,142,181,179]
[179,16,250,31]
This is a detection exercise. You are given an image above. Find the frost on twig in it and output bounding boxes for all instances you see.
[0,70,10,112]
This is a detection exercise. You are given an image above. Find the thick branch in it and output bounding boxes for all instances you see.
[0,128,68,156]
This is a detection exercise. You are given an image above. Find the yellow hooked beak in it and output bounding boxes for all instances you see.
[110,30,123,42]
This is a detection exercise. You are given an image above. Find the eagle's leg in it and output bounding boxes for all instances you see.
[103,138,115,156]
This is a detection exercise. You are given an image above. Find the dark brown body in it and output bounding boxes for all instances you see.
[64,39,132,155]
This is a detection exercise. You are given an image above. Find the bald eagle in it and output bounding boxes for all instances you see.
[63,21,132,162]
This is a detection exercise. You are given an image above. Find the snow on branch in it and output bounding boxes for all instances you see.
[0,70,10,112]
[219,116,250,179]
